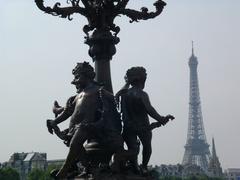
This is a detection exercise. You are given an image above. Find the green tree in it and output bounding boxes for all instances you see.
[27,165,61,180]
[159,176,182,180]
[0,167,20,180]
[44,164,61,180]
[150,169,160,179]
[185,175,224,180]
[27,168,46,180]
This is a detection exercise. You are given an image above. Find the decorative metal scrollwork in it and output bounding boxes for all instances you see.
[35,0,166,36]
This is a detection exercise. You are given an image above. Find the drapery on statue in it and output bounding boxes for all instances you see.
[116,67,175,174]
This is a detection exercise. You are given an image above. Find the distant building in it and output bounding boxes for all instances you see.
[6,152,47,180]
[154,164,184,177]
[154,164,210,178]
[47,159,65,167]
[225,168,240,180]
[208,138,223,177]
[3,152,66,179]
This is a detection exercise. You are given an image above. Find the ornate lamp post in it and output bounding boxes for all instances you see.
[35,0,166,93]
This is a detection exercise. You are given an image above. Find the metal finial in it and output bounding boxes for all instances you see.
[192,41,194,55]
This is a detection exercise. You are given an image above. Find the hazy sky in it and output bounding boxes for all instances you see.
[0,0,239,169]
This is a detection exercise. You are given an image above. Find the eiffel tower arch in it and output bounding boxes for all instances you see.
[182,43,210,172]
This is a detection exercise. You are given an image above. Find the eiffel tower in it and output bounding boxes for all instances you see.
[182,42,211,171]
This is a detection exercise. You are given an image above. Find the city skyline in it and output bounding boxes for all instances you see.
[0,0,239,169]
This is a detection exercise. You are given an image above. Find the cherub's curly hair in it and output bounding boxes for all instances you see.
[72,62,95,80]
[126,66,147,85]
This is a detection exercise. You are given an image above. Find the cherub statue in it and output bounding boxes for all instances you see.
[47,62,124,179]
[116,67,175,174]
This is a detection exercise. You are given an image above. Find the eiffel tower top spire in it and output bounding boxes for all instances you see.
[189,41,198,67]
[192,41,195,56]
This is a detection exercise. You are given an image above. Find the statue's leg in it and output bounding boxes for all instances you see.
[56,128,88,178]
[138,130,152,169]
[108,132,126,172]
[122,129,139,169]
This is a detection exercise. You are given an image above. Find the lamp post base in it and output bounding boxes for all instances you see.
[74,174,157,180]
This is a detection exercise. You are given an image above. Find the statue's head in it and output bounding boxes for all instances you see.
[71,62,95,89]
[126,67,147,88]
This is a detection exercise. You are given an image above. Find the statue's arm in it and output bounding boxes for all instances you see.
[52,95,76,124]
[141,92,175,125]
[115,83,129,105]
[47,109,71,135]
[53,109,71,124]
[47,96,76,135]
[141,92,166,124]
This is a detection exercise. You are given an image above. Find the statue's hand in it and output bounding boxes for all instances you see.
[53,100,64,118]
[46,120,56,134]
[162,114,175,125]
[166,114,175,121]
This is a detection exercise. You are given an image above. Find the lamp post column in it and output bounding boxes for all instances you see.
[85,29,120,93]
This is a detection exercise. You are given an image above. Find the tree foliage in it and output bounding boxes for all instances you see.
[27,169,46,180]
[27,164,61,180]
[0,167,20,180]
[157,175,224,180]
[151,169,224,180]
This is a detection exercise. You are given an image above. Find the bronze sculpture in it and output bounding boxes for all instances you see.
[47,62,128,179]
[35,0,175,179]
[116,67,174,175]
[47,64,174,179]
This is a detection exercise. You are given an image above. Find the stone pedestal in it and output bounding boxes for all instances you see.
[74,175,155,180]
[73,171,157,180]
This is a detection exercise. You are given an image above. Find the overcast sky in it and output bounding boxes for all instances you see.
[0,0,239,169]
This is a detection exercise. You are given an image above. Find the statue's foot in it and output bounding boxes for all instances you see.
[110,163,122,174]
[126,162,140,175]
[139,165,149,176]
[132,165,141,175]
